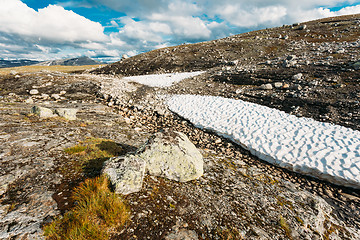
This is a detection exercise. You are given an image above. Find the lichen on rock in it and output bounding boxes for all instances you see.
[102,155,146,195]
[137,128,204,182]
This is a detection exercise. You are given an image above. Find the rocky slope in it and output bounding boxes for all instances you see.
[93,14,360,131]
[0,14,359,240]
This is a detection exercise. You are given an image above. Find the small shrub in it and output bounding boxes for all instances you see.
[43,176,129,240]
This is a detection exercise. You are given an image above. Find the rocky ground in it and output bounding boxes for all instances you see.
[0,14,360,240]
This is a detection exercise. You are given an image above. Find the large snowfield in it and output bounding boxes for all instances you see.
[167,94,360,189]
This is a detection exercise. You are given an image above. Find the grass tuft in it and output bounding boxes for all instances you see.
[43,176,129,240]
[64,138,124,177]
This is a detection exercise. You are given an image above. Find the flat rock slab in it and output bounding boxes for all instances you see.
[167,95,360,189]
[137,128,204,182]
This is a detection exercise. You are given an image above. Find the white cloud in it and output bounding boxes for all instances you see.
[1,0,359,62]
[219,5,287,27]
[336,5,360,15]
[118,17,170,42]
[0,0,107,43]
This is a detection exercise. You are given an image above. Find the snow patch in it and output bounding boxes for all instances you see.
[167,94,360,189]
[123,71,205,87]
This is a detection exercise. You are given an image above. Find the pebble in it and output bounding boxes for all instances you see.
[282,83,290,89]
[29,89,39,95]
[25,98,34,104]
[260,83,273,90]
[274,82,283,88]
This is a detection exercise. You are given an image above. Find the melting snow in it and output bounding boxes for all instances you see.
[167,94,360,189]
[123,71,205,87]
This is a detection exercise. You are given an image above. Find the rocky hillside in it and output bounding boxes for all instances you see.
[93,14,360,76]
[94,14,360,131]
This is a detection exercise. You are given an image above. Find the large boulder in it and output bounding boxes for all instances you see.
[102,155,146,195]
[137,129,203,182]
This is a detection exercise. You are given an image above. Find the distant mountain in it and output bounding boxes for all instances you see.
[0,59,41,68]
[34,56,102,66]
[0,56,102,68]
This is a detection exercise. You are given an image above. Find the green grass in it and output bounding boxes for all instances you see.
[43,176,129,240]
[279,215,292,239]
[64,138,124,178]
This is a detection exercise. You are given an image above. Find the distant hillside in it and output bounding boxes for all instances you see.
[34,56,101,66]
[0,59,41,68]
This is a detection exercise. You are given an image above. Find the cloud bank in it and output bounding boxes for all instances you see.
[0,0,359,62]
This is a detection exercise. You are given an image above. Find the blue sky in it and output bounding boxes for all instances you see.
[0,0,359,62]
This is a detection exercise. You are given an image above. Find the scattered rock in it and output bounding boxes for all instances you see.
[351,61,360,70]
[137,129,204,182]
[31,106,56,118]
[292,73,303,81]
[274,82,283,88]
[165,229,199,240]
[260,83,273,90]
[290,84,302,91]
[25,98,34,104]
[29,89,39,95]
[102,155,146,195]
[51,94,61,100]
[54,108,78,120]
[299,25,307,30]
[282,83,290,89]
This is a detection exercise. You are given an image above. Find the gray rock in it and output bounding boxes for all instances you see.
[137,129,204,182]
[54,108,78,120]
[0,174,15,195]
[274,82,283,88]
[165,229,199,240]
[25,98,34,104]
[51,94,61,100]
[282,59,297,68]
[260,83,273,90]
[102,155,146,195]
[290,84,302,91]
[292,73,303,81]
[41,93,49,99]
[29,89,39,95]
[351,61,360,70]
[31,106,56,118]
